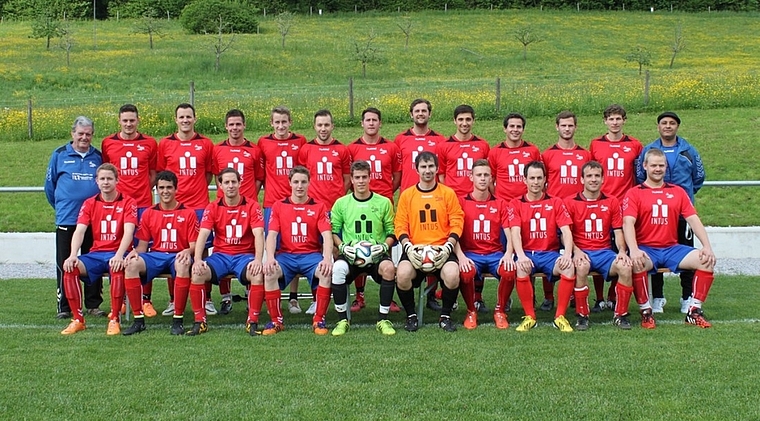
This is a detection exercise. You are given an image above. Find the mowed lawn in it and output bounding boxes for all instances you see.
[1,275,758,419]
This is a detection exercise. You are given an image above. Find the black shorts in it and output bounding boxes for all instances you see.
[399,252,458,288]
[338,255,392,285]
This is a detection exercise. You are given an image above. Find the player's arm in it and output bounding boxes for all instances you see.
[249,226,265,276]
[500,227,516,271]
[557,224,574,270]
[391,171,401,194]
[194,228,212,262]
[110,222,136,272]
[44,153,58,207]
[317,230,333,278]
[176,241,195,267]
[127,239,151,261]
[685,214,716,267]
[692,148,706,195]
[622,215,645,268]
[63,223,89,271]
[342,173,351,193]
[262,230,279,276]
[149,170,157,189]
[611,228,631,266]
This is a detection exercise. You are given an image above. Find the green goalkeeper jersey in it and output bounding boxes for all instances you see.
[331,192,395,245]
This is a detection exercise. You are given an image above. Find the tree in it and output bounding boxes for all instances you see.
[396,16,412,49]
[669,23,686,69]
[132,11,166,49]
[180,0,258,34]
[275,11,294,49]
[513,26,543,61]
[351,30,382,78]
[625,45,652,75]
[211,15,235,72]
[58,21,74,67]
[30,10,63,50]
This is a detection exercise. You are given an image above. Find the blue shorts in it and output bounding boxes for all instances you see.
[134,207,149,248]
[276,252,323,290]
[79,251,121,284]
[140,251,179,285]
[640,244,693,274]
[204,252,255,284]
[583,249,617,281]
[524,250,561,282]
[195,209,214,249]
[464,251,503,281]
[264,207,272,234]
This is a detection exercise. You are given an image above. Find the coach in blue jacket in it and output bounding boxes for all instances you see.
[636,111,706,315]
[45,116,105,319]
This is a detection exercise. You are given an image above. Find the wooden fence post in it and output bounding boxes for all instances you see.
[644,70,650,105]
[495,77,501,115]
[348,77,354,121]
[189,81,195,107]
[27,99,33,140]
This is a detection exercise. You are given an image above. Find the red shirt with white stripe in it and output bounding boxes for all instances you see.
[101,133,158,208]
[77,193,138,252]
[136,203,199,252]
[200,197,264,255]
[622,183,696,248]
[157,133,214,210]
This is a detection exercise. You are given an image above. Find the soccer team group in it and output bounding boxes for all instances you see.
[44,99,717,337]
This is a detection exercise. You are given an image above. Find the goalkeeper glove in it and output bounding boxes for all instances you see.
[432,242,454,269]
[339,243,357,264]
[404,242,423,268]
[369,243,389,262]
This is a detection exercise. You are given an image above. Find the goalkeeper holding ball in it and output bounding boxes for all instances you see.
[394,151,465,332]
[330,160,398,336]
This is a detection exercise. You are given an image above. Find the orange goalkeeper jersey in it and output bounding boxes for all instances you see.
[395,182,464,245]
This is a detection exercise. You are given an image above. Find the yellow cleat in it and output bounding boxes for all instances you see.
[553,315,574,332]
[516,315,536,332]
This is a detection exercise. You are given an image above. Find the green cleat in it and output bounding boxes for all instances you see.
[331,319,350,336]
[376,319,396,336]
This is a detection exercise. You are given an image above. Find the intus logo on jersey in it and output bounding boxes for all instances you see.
[276,151,295,176]
[529,212,548,239]
[316,157,335,181]
[179,152,197,176]
[225,218,244,244]
[120,152,139,176]
[290,216,308,243]
[456,153,474,177]
[159,222,179,250]
[471,214,492,240]
[560,160,579,184]
[651,200,669,225]
[584,213,604,239]
[606,152,625,177]
[100,215,118,241]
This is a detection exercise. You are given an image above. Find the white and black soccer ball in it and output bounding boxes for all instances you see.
[353,241,373,267]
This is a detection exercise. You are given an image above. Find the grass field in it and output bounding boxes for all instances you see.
[1,275,758,419]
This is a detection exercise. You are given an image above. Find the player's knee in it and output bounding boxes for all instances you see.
[378,260,395,280]
[332,260,349,285]
[441,263,460,287]
[460,265,476,284]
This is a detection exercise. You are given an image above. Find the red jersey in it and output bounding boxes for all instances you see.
[101,133,158,208]
[622,183,696,248]
[77,193,138,253]
[508,194,572,252]
[394,128,446,191]
[565,193,622,251]
[436,136,491,198]
[589,135,644,200]
[458,194,510,255]
[157,133,214,210]
[258,133,307,208]
[136,203,199,253]
[212,139,264,200]
[269,197,331,255]
[298,139,351,208]
[347,137,402,201]
[542,144,592,199]
[200,197,264,255]
[488,140,542,201]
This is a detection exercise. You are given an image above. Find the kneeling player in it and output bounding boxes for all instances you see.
[60,163,138,335]
[330,161,397,336]
[623,149,716,328]
[260,166,333,335]
[509,161,577,332]
[189,168,265,336]
[122,171,198,335]
[455,160,515,330]
[566,161,633,330]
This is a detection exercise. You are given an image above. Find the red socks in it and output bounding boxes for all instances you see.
[248,284,265,323]
[542,276,554,301]
[574,286,590,317]
[593,274,605,301]
[495,273,515,313]
[220,277,231,296]
[109,271,125,321]
[174,277,190,316]
[555,275,575,318]
[125,277,144,317]
[314,286,331,323]
[459,266,476,312]
[63,267,83,322]
[516,276,536,319]
[190,283,206,323]
[167,277,175,301]
[615,284,633,316]
[692,270,715,303]
[265,290,283,325]
[632,271,650,306]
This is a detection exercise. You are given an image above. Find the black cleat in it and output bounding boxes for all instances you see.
[220,299,233,315]
[404,314,419,332]
[186,322,208,336]
[246,322,259,336]
[122,320,146,336]
[171,318,185,335]
[612,314,632,330]
[438,317,457,332]
[426,297,442,312]
[56,311,72,319]
[591,299,605,313]
[575,316,589,331]
[474,300,489,314]
[539,299,554,311]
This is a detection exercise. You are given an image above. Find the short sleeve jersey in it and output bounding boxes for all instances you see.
[395,183,464,246]
[589,135,644,200]
[622,183,697,248]
[488,140,543,201]
[331,192,395,245]
[565,193,622,251]
[298,139,351,208]
[269,197,331,255]
[394,128,446,191]
[257,133,307,208]
[101,133,158,208]
[347,138,402,201]
[77,193,138,252]
[136,203,199,252]
[436,136,491,198]
[200,197,264,255]
[508,194,572,252]
[157,133,214,210]
[212,139,264,200]
[542,144,592,199]
[458,194,510,255]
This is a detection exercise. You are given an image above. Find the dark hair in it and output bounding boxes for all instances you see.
[409,98,431,113]
[471,159,490,171]
[555,110,576,125]
[581,160,604,177]
[119,104,139,117]
[155,170,178,188]
[271,106,292,120]
[454,104,475,120]
[523,160,546,178]
[289,165,310,180]
[175,103,196,117]
[603,104,626,119]
[314,109,333,122]
[217,167,240,183]
[415,151,438,169]
[361,107,382,121]
[350,160,371,175]
[225,109,245,124]
[503,112,526,128]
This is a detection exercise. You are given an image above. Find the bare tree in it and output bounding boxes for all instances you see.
[31,11,62,50]
[669,23,686,69]
[58,22,74,67]
[276,11,294,48]
[351,30,382,78]
[133,11,166,50]
[625,46,652,75]
[513,26,543,61]
[396,16,412,49]
[211,15,235,72]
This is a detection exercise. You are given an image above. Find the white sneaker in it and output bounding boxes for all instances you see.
[680,297,691,314]
[289,299,302,314]
[305,301,317,315]
[205,300,218,315]
[651,297,667,314]
[161,301,175,316]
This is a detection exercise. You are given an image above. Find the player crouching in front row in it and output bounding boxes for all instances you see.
[60,163,138,335]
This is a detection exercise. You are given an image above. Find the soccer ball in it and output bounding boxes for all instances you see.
[419,245,438,273]
[353,241,373,267]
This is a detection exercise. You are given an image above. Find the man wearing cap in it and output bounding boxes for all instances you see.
[636,111,705,314]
